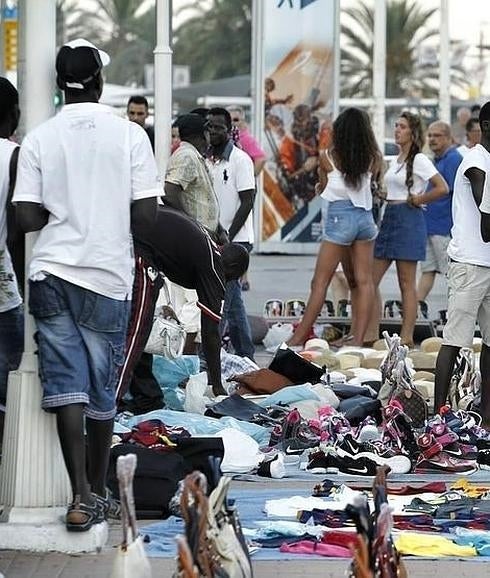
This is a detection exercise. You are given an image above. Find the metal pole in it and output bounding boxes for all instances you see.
[373,0,386,151]
[19,0,55,357]
[438,0,451,122]
[154,0,172,176]
[251,0,264,250]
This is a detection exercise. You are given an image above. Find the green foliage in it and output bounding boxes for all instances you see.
[57,0,156,86]
[341,0,468,98]
[172,0,252,82]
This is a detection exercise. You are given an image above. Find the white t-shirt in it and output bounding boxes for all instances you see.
[0,138,21,313]
[448,144,490,267]
[384,153,437,201]
[13,103,161,300]
[207,145,255,243]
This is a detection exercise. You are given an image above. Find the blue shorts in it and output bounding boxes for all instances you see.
[322,199,377,245]
[29,275,130,420]
[374,202,426,262]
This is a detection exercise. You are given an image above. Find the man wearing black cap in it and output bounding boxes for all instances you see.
[12,39,160,532]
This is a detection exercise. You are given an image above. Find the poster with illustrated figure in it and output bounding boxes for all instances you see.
[256,0,339,252]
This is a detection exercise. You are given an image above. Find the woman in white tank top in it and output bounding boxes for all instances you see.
[288,108,383,347]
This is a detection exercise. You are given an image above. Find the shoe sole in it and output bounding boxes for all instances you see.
[336,448,411,474]
[479,463,490,470]
[415,466,478,475]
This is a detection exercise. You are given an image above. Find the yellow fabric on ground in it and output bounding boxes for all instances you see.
[395,533,477,557]
[450,478,490,498]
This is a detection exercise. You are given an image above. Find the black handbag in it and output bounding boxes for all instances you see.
[268,345,325,384]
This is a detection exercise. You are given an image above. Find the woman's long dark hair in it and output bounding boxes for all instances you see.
[332,107,382,189]
[399,111,425,194]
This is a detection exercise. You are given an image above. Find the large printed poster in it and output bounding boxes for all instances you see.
[259,0,338,250]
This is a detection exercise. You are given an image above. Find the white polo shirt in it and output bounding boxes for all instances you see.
[207,143,255,243]
[449,144,490,267]
[13,102,161,300]
[0,138,21,313]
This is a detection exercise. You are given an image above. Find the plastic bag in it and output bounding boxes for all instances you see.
[184,371,211,414]
[152,355,200,410]
[262,323,294,353]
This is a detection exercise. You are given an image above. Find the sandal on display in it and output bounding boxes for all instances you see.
[65,495,104,532]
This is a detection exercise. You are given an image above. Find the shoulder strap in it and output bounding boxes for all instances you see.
[7,145,19,204]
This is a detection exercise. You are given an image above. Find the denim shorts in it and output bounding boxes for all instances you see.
[374,202,427,262]
[29,275,130,420]
[322,199,377,246]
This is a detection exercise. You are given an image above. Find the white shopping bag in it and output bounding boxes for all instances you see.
[262,323,294,353]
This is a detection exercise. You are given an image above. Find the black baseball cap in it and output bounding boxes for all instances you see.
[56,38,110,90]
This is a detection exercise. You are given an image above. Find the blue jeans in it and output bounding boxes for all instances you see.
[29,276,130,420]
[0,305,24,405]
[222,279,255,360]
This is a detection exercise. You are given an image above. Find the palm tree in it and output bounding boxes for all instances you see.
[57,0,156,86]
[172,0,252,82]
[341,0,468,98]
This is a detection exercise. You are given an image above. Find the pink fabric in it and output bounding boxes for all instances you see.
[279,540,351,557]
[238,128,266,161]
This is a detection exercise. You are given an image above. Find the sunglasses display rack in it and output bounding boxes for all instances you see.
[262,299,438,342]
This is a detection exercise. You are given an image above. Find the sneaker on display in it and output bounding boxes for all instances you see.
[426,419,478,459]
[355,417,382,443]
[477,450,490,470]
[415,432,477,475]
[440,406,490,450]
[335,434,411,474]
[306,447,379,476]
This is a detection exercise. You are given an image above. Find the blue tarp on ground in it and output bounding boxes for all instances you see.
[141,481,490,560]
[142,486,332,560]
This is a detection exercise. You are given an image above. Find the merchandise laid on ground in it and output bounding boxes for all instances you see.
[109,328,490,572]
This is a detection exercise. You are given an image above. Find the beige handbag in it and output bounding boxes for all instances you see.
[110,454,152,578]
